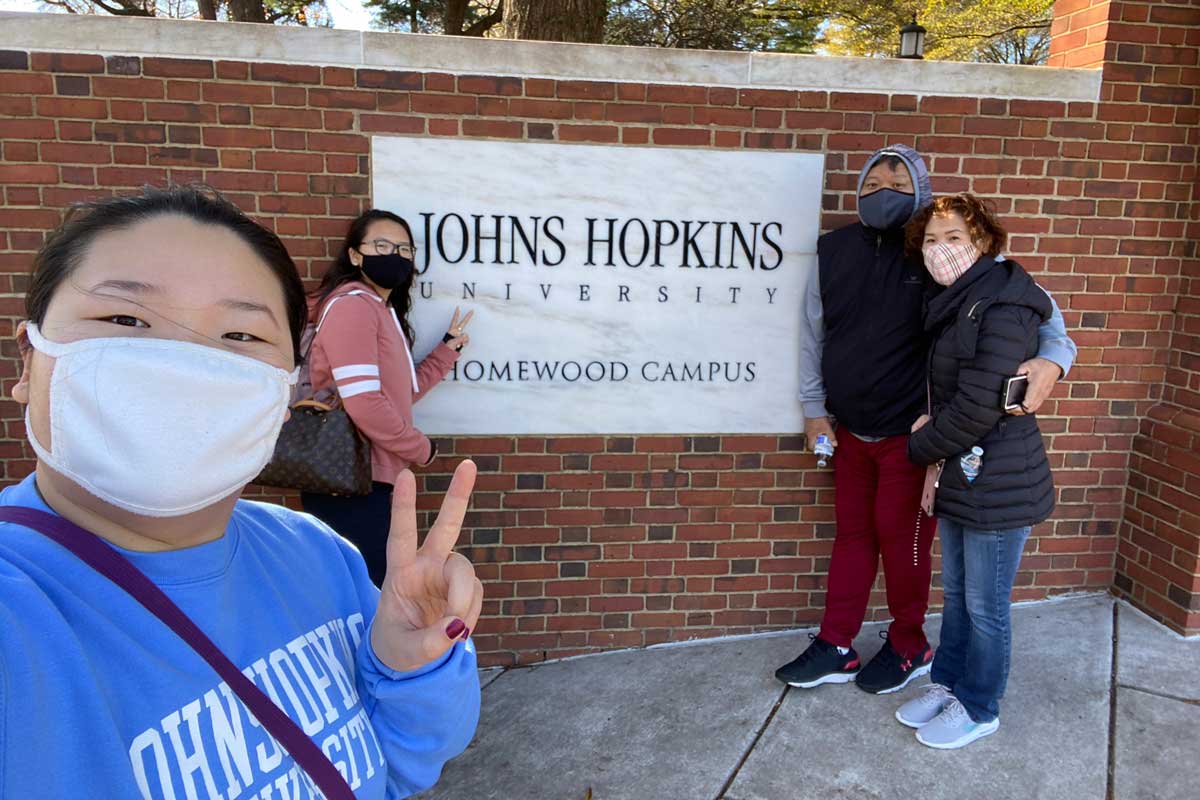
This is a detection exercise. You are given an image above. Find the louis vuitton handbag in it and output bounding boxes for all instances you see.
[255,296,373,496]
[256,397,373,496]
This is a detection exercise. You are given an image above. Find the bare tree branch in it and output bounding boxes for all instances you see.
[89,0,155,17]
[463,0,503,35]
[933,20,1051,43]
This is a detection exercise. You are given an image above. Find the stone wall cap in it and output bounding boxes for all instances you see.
[2,11,1102,102]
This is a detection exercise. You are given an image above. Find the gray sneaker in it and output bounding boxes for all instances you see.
[895,683,953,729]
[915,699,1000,749]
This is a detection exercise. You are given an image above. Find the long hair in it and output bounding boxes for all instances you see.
[313,209,417,344]
[29,185,308,358]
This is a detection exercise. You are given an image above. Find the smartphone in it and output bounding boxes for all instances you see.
[1002,374,1029,412]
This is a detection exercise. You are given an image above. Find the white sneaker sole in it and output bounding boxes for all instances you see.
[785,670,860,689]
[895,699,946,729]
[867,661,932,695]
[916,718,1000,749]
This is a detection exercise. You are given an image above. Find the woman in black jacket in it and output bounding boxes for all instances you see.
[894,194,1055,750]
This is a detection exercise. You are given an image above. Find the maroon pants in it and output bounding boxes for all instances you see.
[817,432,937,659]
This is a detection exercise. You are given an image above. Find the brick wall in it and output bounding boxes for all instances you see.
[1078,0,1200,633]
[1,0,1197,665]
[1048,0,1115,68]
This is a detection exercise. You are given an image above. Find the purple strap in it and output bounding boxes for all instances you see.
[0,506,356,800]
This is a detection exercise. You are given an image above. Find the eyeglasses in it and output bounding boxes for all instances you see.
[362,238,418,258]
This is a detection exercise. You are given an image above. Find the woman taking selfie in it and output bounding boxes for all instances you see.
[897,193,1055,750]
[303,210,473,585]
[0,187,482,798]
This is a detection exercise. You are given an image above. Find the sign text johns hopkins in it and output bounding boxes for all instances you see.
[372,137,824,434]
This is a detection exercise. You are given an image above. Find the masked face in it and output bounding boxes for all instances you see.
[24,323,295,516]
[15,215,297,518]
[351,219,416,291]
[923,241,980,286]
[922,212,983,286]
[858,160,917,230]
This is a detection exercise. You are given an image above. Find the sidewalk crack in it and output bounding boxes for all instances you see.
[1106,602,1119,800]
[480,668,509,690]
[714,685,789,800]
[1116,683,1200,707]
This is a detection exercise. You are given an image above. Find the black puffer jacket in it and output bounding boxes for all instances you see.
[908,256,1055,530]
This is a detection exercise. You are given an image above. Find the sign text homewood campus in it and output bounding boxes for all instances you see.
[372,137,824,434]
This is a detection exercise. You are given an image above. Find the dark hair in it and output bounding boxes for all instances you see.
[905,193,1008,259]
[27,185,308,359]
[312,209,417,344]
[874,154,907,172]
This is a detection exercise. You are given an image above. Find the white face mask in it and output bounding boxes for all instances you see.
[25,323,297,518]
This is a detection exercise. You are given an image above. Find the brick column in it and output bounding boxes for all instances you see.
[1077,0,1200,632]
[1048,0,1114,69]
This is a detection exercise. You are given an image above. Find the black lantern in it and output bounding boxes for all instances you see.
[899,14,927,59]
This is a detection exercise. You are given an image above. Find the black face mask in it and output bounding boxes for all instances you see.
[360,253,414,289]
[858,187,916,231]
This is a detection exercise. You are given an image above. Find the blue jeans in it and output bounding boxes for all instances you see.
[931,519,1031,723]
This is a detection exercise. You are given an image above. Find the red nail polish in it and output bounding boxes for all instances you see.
[445,619,466,639]
[461,627,471,640]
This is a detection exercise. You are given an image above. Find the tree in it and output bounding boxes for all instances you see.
[365,0,503,35]
[38,0,161,17]
[38,0,1053,62]
[815,0,916,58]
[39,0,328,23]
[606,0,1050,63]
[502,0,605,43]
[818,0,1054,65]
[606,1,822,53]
[921,0,1054,65]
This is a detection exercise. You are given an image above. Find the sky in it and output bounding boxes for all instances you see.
[0,0,375,31]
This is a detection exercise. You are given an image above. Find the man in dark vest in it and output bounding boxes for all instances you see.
[776,144,1076,694]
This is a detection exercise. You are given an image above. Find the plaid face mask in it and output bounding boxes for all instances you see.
[922,241,980,286]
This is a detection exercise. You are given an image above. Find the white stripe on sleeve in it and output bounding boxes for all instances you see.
[332,364,380,381]
[338,379,382,399]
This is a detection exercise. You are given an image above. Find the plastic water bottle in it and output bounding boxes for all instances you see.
[814,434,835,467]
[961,446,984,483]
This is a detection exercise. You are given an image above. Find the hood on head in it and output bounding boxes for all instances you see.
[856,143,933,227]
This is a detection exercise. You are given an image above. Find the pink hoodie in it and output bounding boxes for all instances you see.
[308,281,459,484]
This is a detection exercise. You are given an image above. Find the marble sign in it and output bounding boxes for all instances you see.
[371,137,824,434]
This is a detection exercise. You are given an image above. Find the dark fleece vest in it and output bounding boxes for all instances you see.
[817,223,930,438]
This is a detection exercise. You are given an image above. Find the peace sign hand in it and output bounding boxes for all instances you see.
[445,307,475,351]
[370,460,484,673]
[447,307,474,337]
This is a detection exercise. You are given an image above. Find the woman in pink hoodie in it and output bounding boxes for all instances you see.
[303,209,473,584]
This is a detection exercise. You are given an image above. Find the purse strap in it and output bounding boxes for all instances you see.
[0,506,357,800]
[924,337,935,417]
[306,291,378,409]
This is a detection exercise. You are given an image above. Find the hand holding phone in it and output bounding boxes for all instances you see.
[1002,374,1029,413]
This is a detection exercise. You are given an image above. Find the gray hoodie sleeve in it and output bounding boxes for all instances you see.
[798,265,829,420]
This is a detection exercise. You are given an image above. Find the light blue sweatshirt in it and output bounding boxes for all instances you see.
[0,474,480,799]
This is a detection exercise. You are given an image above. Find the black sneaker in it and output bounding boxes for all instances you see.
[775,634,861,688]
[854,632,933,694]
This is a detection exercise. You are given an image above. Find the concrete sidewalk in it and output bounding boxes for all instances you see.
[417,595,1199,800]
